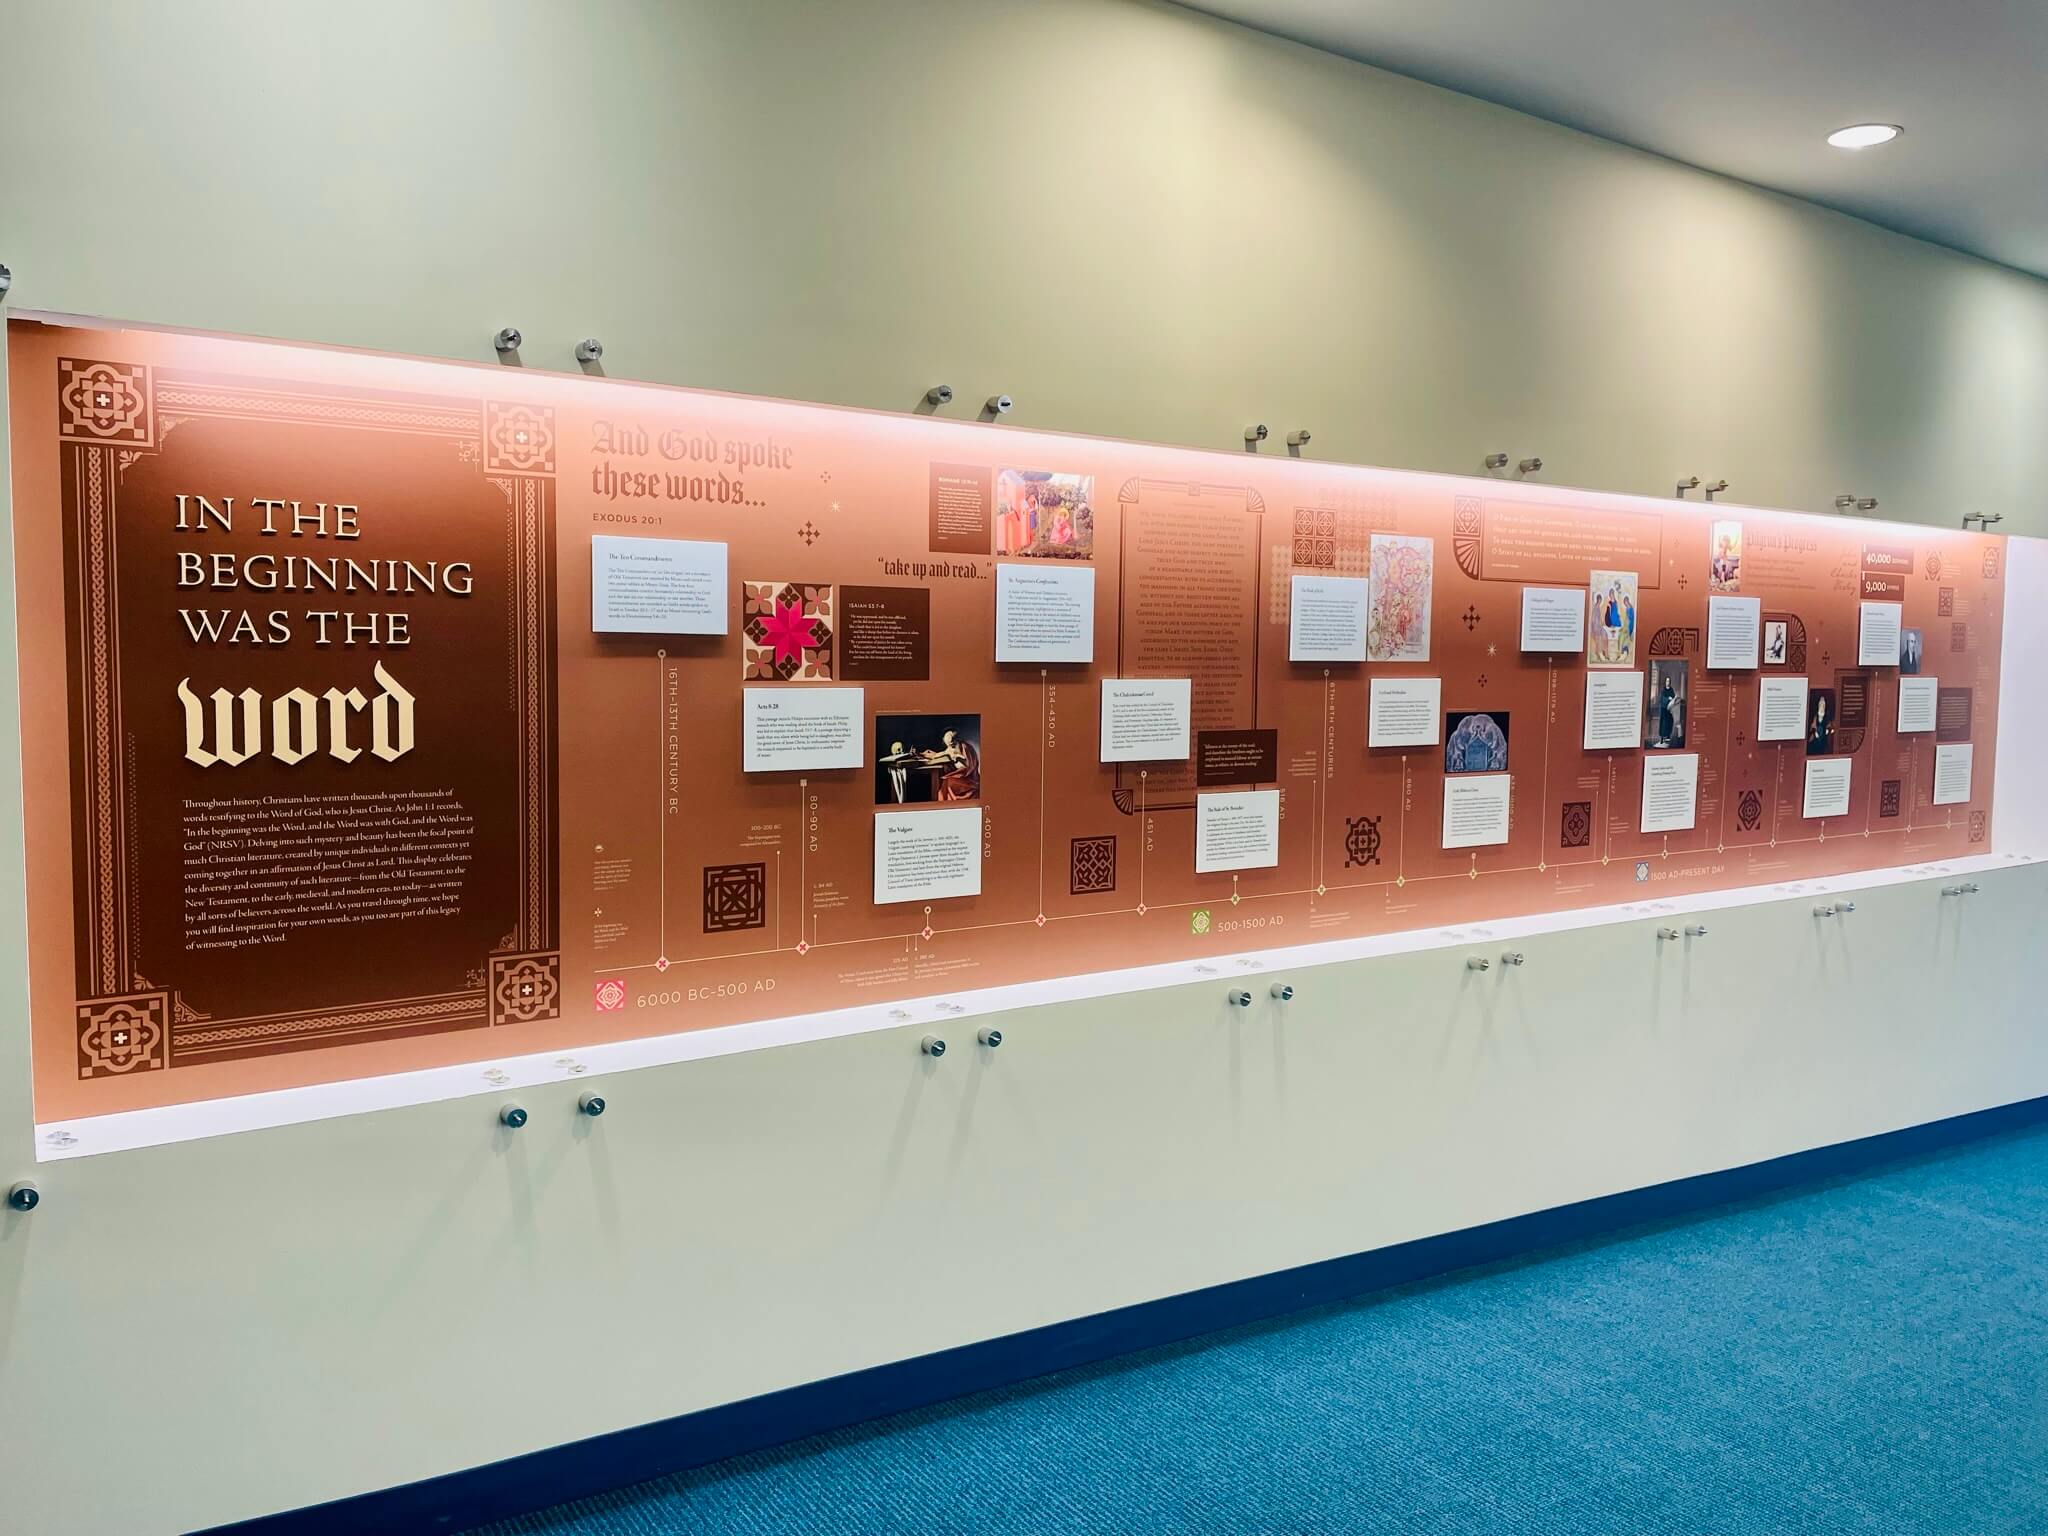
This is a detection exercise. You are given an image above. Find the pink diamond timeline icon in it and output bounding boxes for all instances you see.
[1034,913,1046,927]
[654,956,670,972]
[796,940,810,955]
[920,926,934,940]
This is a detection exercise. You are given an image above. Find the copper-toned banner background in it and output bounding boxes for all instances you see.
[7,319,2006,1120]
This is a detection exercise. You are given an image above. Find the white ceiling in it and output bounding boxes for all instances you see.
[1181,0,2048,279]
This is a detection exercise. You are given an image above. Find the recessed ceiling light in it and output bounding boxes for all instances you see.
[1827,123,1902,150]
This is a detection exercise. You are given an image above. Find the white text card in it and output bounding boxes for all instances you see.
[1706,595,1761,670]
[1288,575,1367,662]
[1640,753,1700,833]
[1896,676,1939,734]
[1519,587,1586,652]
[1858,600,1903,667]
[1368,677,1442,748]
[1195,790,1281,872]
[1099,678,1193,763]
[743,686,864,772]
[1802,757,1852,819]
[1583,671,1646,751]
[1442,773,1511,850]
[1757,676,1808,742]
[996,563,1094,662]
[592,535,728,634]
[1933,743,1974,806]
[874,807,984,904]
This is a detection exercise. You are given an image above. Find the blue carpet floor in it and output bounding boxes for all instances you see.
[479,1126,2048,1534]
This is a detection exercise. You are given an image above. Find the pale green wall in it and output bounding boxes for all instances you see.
[1,0,2044,528]
[4,4,2048,1531]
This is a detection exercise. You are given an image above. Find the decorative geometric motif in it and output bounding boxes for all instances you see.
[1648,627,1700,657]
[485,402,556,473]
[57,358,151,444]
[1635,861,1651,883]
[1971,811,1987,843]
[1291,509,1337,569]
[798,521,822,545]
[1461,605,1482,631]
[703,862,768,932]
[1736,789,1763,833]
[1069,835,1118,894]
[593,978,629,1013]
[1452,495,1484,579]
[1938,587,1955,617]
[1190,909,1212,936]
[743,580,835,681]
[1951,622,1969,652]
[1983,546,2002,580]
[1926,553,1942,579]
[1879,780,1901,819]
[1560,801,1593,849]
[75,991,170,1078]
[488,951,561,1027]
[1344,814,1382,867]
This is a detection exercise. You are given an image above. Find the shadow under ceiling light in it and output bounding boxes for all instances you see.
[1827,123,1903,149]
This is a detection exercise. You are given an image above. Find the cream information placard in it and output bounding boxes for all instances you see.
[1195,789,1281,872]
[1583,671,1646,751]
[1288,575,1367,662]
[1896,676,1940,734]
[1640,753,1700,833]
[1858,600,1903,667]
[1757,675,1808,742]
[996,563,1095,662]
[874,806,984,904]
[1442,773,1511,850]
[1932,743,1974,806]
[1368,677,1442,748]
[1706,595,1762,670]
[742,686,865,772]
[1519,587,1586,652]
[1099,678,1193,762]
[591,535,728,634]
[1803,757,1852,819]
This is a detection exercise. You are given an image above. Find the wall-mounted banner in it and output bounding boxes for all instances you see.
[5,317,2008,1124]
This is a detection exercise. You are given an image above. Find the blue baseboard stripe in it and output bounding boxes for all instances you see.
[199,1093,2048,1535]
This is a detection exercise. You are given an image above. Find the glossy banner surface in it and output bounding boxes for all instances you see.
[7,319,2007,1119]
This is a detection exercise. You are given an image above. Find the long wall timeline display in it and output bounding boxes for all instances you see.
[6,318,2009,1123]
